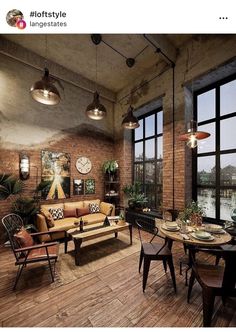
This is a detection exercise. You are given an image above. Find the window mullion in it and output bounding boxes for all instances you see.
[215,86,221,221]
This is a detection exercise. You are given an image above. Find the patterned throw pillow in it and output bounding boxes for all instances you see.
[89,203,100,214]
[49,207,64,220]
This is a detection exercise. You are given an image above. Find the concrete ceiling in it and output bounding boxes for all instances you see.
[3,34,191,93]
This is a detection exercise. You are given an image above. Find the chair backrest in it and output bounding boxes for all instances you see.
[221,246,236,294]
[192,245,236,294]
[135,219,159,244]
[2,213,24,260]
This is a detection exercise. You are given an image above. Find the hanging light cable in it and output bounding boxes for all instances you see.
[86,37,106,120]
[30,36,61,105]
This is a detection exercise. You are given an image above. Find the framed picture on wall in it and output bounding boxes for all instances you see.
[85,178,95,195]
[41,150,70,200]
[73,179,84,195]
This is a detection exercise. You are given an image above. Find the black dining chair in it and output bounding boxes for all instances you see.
[136,219,177,293]
[187,244,236,327]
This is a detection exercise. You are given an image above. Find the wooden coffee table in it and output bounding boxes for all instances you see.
[67,222,132,265]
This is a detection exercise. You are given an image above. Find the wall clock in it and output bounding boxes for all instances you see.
[76,156,92,174]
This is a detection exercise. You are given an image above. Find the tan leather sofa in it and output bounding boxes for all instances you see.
[36,199,115,242]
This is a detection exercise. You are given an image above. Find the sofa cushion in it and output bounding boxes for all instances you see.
[63,208,77,218]
[14,227,34,248]
[50,217,79,232]
[64,201,84,210]
[83,213,106,225]
[84,199,101,209]
[89,203,100,213]
[40,207,55,228]
[49,207,64,220]
[77,207,90,217]
[100,202,113,216]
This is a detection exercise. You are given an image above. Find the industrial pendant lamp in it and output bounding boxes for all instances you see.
[122,105,140,129]
[179,120,210,148]
[30,36,61,106]
[86,36,106,120]
[30,68,61,105]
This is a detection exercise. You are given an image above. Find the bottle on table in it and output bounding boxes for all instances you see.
[79,217,84,232]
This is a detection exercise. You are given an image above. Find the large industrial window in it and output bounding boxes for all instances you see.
[193,74,236,223]
[133,108,163,211]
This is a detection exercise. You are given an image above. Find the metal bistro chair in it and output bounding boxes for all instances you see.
[2,213,59,290]
[187,245,236,327]
[136,219,177,293]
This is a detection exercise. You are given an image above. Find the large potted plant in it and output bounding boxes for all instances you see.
[123,182,148,210]
[11,197,38,231]
[102,160,119,181]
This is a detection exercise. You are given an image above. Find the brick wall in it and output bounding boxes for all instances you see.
[0,131,114,242]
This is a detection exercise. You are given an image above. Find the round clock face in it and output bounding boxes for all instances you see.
[76,157,92,174]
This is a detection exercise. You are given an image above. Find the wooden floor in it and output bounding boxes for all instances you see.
[0,229,235,327]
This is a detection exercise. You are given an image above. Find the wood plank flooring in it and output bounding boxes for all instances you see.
[0,229,235,327]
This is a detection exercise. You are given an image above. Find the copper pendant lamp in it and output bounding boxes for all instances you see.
[86,91,106,120]
[30,68,61,105]
[179,120,210,148]
[122,105,140,129]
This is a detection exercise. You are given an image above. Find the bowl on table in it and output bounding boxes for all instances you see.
[165,221,178,230]
[194,230,211,239]
[205,224,223,233]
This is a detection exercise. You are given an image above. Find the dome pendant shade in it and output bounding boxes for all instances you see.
[86,91,107,120]
[30,68,61,105]
[122,106,140,129]
[179,120,210,148]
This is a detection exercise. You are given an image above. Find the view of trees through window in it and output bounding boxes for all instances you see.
[133,108,163,211]
[194,75,236,222]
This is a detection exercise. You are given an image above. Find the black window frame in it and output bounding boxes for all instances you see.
[133,107,163,211]
[193,73,236,224]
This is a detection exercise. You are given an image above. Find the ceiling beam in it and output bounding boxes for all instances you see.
[143,34,177,65]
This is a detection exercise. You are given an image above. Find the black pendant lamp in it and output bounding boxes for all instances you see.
[30,68,61,105]
[86,35,106,120]
[122,105,139,129]
[179,120,210,148]
[86,91,106,120]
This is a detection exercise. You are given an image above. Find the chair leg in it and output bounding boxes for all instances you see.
[185,266,191,286]
[139,248,144,273]
[202,288,215,327]
[143,257,151,292]
[215,254,221,266]
[187,269,195,303]
[167,257,177,293]
[162,259,167,273]
[13,264,24,290]
[179,261,183,275]
[183,243,187,254]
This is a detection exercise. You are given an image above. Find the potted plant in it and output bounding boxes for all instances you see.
[102,160,119,181]
[117,210,126,225]
[178,201,205,227]
[123,182,148,210]
[11,197,38,229]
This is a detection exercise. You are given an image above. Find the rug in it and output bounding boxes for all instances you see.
[54,232,140,286]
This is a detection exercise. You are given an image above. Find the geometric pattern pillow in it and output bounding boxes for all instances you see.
[89,203,100,214]
[49,207,64,220]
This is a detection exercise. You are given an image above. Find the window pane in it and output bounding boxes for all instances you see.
[156,161,163,185]
[220,189,236,221]
[145,162,155,184]
[156,186,162,211]
[220,80,236,116]
[157,137,163,159]
[197,123,215,154]
[145,138,155,160]
[145,114,155,138]
[197,156,215,185]
[220,117,236,151]
[134,164,143,183]
[220,153,236,186]
[197,188,216,219]
[197,89,215,122]
[157,111,163,134]
[135,142,143,161]
[134,119,143,141]
[145,184,155,208]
